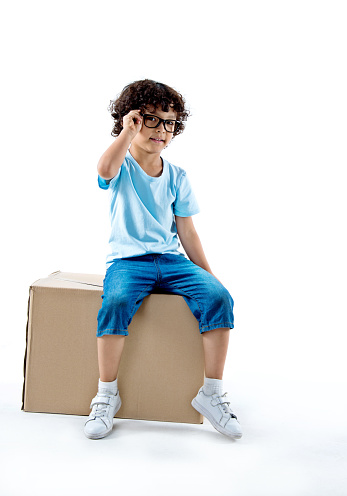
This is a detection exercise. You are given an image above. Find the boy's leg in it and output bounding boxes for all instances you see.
[202,327,230,380]
[97,335,126,382]
[85,335,125,440]
[156,255,241,439]
[196,326,242,439]
[194,326,242,439]
[85,255,158,440]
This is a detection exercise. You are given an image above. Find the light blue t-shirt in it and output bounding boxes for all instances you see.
[98,150,200,268]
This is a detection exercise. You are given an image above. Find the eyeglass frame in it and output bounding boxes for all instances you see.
[141,113,181,133]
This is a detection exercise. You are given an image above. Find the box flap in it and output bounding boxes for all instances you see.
[31,271,104,290]
[50,271,104,287]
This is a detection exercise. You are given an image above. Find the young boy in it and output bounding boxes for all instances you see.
[84,79,242,440]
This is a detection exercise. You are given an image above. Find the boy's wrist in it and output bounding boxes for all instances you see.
[120,127,137,142]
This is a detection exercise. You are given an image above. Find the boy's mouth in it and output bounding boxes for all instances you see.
[150,138,164,143]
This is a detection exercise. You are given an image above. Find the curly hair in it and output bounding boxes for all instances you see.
[107,79,189,138]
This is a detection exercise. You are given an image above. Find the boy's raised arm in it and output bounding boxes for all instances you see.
[97,110,142,180]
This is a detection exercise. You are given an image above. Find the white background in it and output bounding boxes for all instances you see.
[0,1,346,495]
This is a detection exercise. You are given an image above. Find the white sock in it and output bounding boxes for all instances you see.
[98,378,118,394]
[202,377,223,396]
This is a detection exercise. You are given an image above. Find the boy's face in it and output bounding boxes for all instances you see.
[131,105,177,154]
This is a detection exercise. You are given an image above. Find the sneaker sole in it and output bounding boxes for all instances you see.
[191,397,242,439]
[84,397,122,440]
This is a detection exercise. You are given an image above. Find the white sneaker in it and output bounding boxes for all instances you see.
[84,390,121,440]
[191,388,242,439]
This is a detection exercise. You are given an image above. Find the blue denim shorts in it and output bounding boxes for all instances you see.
[97,253,234,337]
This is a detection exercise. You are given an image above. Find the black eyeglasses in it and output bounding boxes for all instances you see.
[142,114,181,133]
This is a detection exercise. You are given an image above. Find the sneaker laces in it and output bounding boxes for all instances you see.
[93,403,108,418]
[91,393,113,418]
[219,392,238,419]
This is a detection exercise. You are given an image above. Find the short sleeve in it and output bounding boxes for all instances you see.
[173,171,200,217]
[98,176,111,190]
[97,165,122,190]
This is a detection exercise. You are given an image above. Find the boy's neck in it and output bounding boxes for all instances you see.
[129,145,162,170]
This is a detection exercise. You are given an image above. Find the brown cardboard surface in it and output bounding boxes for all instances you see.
[23,271,204,424]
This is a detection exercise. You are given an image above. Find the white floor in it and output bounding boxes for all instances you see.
[1,372,346,496]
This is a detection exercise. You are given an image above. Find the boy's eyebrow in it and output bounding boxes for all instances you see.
[146,112,178,119]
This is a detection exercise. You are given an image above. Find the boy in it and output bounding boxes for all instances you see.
[84,79,242,440]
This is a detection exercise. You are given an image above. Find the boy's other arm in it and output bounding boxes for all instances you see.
[97,110,142,180]
[175,216,221,282]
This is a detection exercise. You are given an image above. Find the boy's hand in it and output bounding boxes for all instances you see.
[122,109,143,139]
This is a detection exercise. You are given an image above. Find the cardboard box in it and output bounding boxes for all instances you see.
[22,271,204,424]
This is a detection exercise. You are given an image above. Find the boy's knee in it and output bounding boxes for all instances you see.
[214,287,234,311]
[103,291,129,310]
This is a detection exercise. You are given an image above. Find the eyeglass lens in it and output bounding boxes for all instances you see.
[143,115,179,133]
